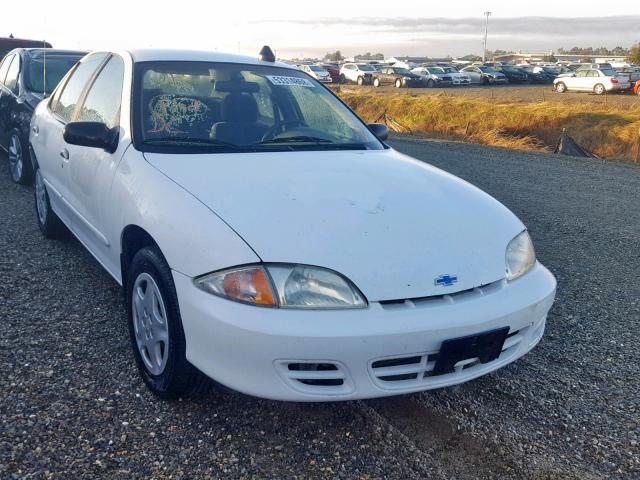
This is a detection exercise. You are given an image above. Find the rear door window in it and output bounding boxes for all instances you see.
[4,55,20,93]
[0,54,13,85]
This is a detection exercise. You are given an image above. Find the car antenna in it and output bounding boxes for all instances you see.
[42,39,47,97]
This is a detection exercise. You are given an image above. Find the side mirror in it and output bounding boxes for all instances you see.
[368,123,389,141]
[63,122,118,153]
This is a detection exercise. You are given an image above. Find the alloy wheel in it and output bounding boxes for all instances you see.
[132,272,170,375]
[8,134,23,182]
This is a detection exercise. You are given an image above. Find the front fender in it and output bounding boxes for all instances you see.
[109,147,260,281]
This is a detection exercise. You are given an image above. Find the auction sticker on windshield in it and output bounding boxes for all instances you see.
[266,75,315,87]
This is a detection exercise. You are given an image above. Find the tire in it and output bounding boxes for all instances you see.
[8,130,32,185]
[426,79,435,88]
[395,78,402,88]
[555,82,566,93]
[482,76,490,85]
[357,76,364,86]
[127,246,205,399]
[34,168,67,239]
[339,74,346,84]
[593,84,605,95]
[373,77,380,87]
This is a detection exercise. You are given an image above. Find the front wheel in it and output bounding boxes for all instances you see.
[127,246,205,399]
[8,130,32,185]
[339,73,346,84]
[34,168,67,239]
[593,83,606,95]
[357,76,364,86]
[373,77,380,87]
[426,79,435,88]
[555,82,566,93]
[395,78,402,88]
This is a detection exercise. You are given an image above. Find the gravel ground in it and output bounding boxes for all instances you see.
[1,138,639,479]
[335,83,640,108]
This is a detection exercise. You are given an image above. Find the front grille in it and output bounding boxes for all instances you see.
[442,76,452,81]
[379,279,505,310]
[369,325,529,389]
[275,360,354,395]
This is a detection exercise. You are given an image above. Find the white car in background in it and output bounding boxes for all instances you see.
[339,63,377,85]
[460,65,508,84]
[29,48,555,402]
[298,64,332,83]
[554,68,630,94]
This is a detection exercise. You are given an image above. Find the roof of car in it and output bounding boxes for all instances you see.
[125,48,293,69]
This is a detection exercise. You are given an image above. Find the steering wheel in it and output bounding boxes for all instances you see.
[261,120,306,141]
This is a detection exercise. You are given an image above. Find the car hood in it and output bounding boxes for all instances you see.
[144,149,524,301]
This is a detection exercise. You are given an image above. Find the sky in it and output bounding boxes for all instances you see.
[3,1,639,59]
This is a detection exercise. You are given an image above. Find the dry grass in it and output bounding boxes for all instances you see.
[339,92,640,162]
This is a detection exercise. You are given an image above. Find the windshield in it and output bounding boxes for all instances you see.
[600,69,617,76]
[133,61,384,153]
[442,67,456,73]
[393,68,412,75]
[309,65,325,72]
[357,64,376,72]
[479,66,498,73]
[427,67,444,74]
[24,53,84,94]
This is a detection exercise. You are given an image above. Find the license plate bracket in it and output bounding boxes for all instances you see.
[433,327,509,375]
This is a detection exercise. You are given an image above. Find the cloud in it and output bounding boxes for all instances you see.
[261,16,639,57]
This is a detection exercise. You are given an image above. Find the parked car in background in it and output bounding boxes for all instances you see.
[29,48,556,401]
[460,65,508,85]
[495,65,528,83]
[554,68,630,95]
[0,48,86,184]
[339,63,377,85]
[373,66,426,88]
[576,63,613,71]
[0,37,52,60]
[519,65,554,84]
[634,79,640,95]
[439,66,471,85]
[318,63,340,83]
[615,66,640,83]
[410,66,452,87]
[298,64,332,83]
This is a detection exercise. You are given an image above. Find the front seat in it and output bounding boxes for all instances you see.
[211,93,268,146]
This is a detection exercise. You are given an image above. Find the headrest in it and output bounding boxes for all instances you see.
[214,81,260,93]
[222,93,258,123]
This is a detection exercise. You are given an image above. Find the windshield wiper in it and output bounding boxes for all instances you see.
[143,137,239,148]
[255,135,334,145]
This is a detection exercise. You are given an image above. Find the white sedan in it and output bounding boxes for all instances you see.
[554,68,630,94]
[30,48,556,401]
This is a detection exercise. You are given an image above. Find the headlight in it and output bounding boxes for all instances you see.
[195,264,367,309]
[505,231,536,281]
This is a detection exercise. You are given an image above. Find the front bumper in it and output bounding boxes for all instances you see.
[174,262,556,401]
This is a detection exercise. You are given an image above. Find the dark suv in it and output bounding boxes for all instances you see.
[0,48,86,184]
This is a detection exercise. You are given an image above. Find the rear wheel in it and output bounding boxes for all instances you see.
[395,78,402,88]
[34,168,66,239]
[593,83,605,95]
[555,82,566,93]
[357,76,364,86]
[373,77,380,87]
[426,79,435,88]
[339,73,346,84]
[8,130,32,185]
[127,246,205,399]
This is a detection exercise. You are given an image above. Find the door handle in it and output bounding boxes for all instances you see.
[60,148,69,160]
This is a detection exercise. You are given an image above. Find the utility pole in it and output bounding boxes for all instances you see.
[482,11,491,63]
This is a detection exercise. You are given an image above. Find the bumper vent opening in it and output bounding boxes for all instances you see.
[275,360,354,396]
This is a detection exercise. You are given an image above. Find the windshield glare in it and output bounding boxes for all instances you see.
[134,62,383,153]
[357,64,376,72]
[25,54,83,94]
